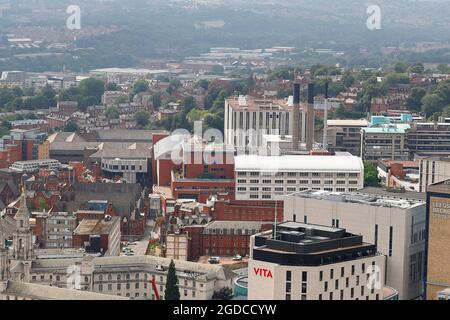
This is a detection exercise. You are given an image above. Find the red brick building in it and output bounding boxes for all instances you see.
[211,199,283,222]
[180,221,272,260]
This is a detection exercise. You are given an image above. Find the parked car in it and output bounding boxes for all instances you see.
[208,257,220,264]
[232,254,242,261]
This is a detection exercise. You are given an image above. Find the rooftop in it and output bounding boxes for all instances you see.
[234,154,364,173]
[0,280,128,300]
[288,187,425,209]
[327,119,369,127]
[226,95,294,112]
[252,221,377,266]
[73,217,120,235]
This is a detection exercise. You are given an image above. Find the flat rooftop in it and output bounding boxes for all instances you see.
[74,217,119,235]
[252,221,377,266]
[289,187,425,209]
[226,95,294,112]
[234,154,364,173]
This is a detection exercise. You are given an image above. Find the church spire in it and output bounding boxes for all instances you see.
[14,187,30,230]
[12,187,33,261]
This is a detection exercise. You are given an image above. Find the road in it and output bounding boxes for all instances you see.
[121,220,156,256]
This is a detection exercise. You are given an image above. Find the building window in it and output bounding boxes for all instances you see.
[286,282,291,293]
[319,271,323,281]
[375,224,379,247]
[302,271,307,282]
[389,226,394,257]
[286,271,291,282]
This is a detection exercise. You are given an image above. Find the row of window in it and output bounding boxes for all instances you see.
[245,188,359,198]
[237,172,358,178]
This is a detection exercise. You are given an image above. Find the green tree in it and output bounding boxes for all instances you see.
[105,82,119,91]
[437,64,450,74]
[151,93,162,109]
[134,110,151,128]
[393,62,410,73]
[183,96,197,113]
[211,65,224,75]
[41,85,56,100]
[442,105,450,118]
[133,80,149,95]
[78,78,105,100]
[196,79,209,91]
[105,106,120,119]
[406,87,426,112]
[407,63,425,74]
[385,73,410,87]
[421,93,445,116]
[63,121,79,132]
[164,260,180,301]
[364,161,381,187]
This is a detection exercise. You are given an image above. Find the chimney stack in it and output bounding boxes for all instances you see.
[323,82,329,150]
[306,83,315,151]
[291,83,301,151]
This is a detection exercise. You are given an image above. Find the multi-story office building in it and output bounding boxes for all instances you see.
[361,125,410,162]
[283,188,426,300]
[10,159,61,173]
[224,95,292,151]
[248,221,386,300]
[234,153,364,201]
[419,156,450,192]
[406,122,450,158]
[360,115,411,162]
[38,212,77,249]
[326,119,368,156]
[425,181,450,300]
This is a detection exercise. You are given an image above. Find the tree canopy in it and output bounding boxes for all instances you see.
[164,260,180,301]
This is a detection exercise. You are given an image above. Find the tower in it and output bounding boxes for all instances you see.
[291,83,301,151]
[0,214,9,281]
[12,190,33,261]
[306,83,315,151]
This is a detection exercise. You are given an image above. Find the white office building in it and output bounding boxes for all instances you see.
[234,153,364,200]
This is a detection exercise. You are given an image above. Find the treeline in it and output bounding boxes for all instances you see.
[0,85,57,111]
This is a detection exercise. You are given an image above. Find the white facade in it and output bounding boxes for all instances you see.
[419,156,450,192]
[283,189,426,300]
[225,96,306,152]
[26,255,234,300]
[166,233,188,261]
[10,159,61,173]
[234,154,364,200]
[248,250,385,301]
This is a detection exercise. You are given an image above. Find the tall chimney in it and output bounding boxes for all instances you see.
[306,83,315,151]
[323,82,329,150]
[292,83,301,151]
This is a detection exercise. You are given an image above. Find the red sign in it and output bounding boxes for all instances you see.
[254,267,273,278]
